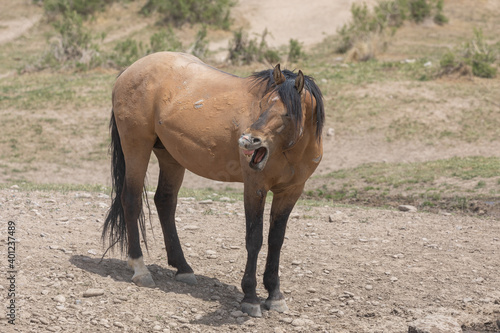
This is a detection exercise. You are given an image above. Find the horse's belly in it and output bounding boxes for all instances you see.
[157,124,244,183]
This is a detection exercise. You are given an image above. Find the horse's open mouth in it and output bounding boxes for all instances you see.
[242,147,268,170]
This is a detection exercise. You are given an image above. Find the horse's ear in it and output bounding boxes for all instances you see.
[273,64,285,85]
[295,70,305,94]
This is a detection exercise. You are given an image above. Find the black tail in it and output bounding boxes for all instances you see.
[102,111,151,255]
[102,111,127,253]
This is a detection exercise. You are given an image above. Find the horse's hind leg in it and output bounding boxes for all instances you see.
[123,143,156,288]
[153,147,196,285]
[263,185,304,313]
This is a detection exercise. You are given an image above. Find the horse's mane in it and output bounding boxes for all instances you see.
[250,68,325,139]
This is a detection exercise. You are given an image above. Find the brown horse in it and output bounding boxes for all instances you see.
[103,52,324,317]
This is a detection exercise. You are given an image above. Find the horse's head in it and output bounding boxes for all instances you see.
[239,64,323,171]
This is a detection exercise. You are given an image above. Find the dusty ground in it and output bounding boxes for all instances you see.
[1,188,499,333]
[1,0,500,332]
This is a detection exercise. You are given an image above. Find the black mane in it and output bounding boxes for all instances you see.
[250,68,325,139]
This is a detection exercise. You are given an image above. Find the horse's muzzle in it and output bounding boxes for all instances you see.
[238,134,261,149]
[238,134,269,171]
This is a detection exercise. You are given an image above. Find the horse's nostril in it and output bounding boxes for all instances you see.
[252,137,261,144]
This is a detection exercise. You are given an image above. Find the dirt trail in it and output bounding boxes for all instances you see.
[0,8,41,45]
[231,0,377,48]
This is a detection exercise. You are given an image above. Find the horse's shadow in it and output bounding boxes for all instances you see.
[70,255,251,326]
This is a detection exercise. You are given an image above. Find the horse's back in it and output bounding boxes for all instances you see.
[112,52,249,182]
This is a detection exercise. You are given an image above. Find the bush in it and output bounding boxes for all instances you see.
[288,39,305,62]
[191,26,209,59]
[42,0,118,20]
[141,0,235,30]
[228,29,280,65]
[148,28,183,53]
[32,10,103,71]
[111,38,143,68]
[408,0,431,23]
[336,0,448,60]
[336,2,388,59]
[433,0,448,25]
[438,28,497,78]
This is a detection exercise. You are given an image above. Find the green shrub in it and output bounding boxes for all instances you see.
[191,26,209,59]
[228,29,280,65]
[141,0,235,30]
[408,0,431,23]
[111,38,143,68]
[33,10,103,71]
[439,51,457,69]
[438,28,497,78]
[470,54,497,78]
[42,0,118,20]
[148,28,183,53]
[288,39,305,62]
[433,0,448,25]
[336,0,448,60]
[463,29,497,78]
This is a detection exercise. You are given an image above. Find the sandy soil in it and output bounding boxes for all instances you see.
[230,0,377,48]
[1,189,499,333]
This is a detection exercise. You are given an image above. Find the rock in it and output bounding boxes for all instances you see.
[184,225,199,230]
[398,205,417,212]
[114,322,124,328]
[328,211,349,223]
[230,310,245,318]
[39,317,50,325]
[75,192,92,199]
[55,305,66,311]
[199,199,213,204]
[408,314,462,333]
[205,250,217,259]
[53,295,66,303]
[83,289,105,297]
[365,285,373,290]
[87,249,97,255]
[153,325,162,331]
[326,128,335,137]
[131,316,142,324]
[98,202,109,209]
[290,212,300,219]
[291,318,314,327]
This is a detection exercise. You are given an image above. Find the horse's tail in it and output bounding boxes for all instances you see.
[102,110,127,253]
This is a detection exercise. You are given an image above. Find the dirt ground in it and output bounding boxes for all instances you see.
[1,188,499,333]
[1,0,500,332]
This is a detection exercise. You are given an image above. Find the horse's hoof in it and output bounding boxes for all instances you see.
[265,299,289,312]
[175,273,197,285]
[132,273,156,288]
[241,302,262,317]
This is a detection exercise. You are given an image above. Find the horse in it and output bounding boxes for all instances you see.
[103,52,324,317]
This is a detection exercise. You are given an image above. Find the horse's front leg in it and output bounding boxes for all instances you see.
[264,185,304,313]
[241,185,267,317]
